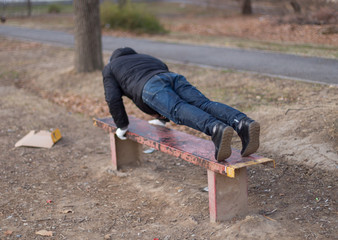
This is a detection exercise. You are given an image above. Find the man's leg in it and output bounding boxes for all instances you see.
[169,73,260,157]
[142,74,220,136]
[142,74,233,161]
[166,73,246,129]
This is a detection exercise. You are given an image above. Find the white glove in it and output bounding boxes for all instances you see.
[148,119,166,126]
[116,127,128,140]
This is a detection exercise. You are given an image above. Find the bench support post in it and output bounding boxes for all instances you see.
[110,132,141,170]
[207,168,248,222]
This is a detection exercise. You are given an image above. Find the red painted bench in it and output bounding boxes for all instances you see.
[93,116,275,222]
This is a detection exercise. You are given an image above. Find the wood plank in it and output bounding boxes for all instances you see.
[93,116,275,178]
[208,169,248,222]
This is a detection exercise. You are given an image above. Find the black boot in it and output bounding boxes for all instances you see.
[237,117,260,157]
[211,123,234,161]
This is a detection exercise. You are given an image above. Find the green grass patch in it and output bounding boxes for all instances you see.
[100,1,167,34]
[3,3,73,16]
[129,2,233,18]
[48,4,62,14]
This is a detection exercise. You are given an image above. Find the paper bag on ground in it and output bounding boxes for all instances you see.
[15,129,62,148]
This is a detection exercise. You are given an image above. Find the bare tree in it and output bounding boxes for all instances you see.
[290,1,301,13]
[27,0,32,17]
[242,0,252,15]
[73,0,103,73]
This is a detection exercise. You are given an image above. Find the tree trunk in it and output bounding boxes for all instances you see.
[73,0,103,73]
[290,1,301,13]
[27,0,31,17]
[242,0,252,15]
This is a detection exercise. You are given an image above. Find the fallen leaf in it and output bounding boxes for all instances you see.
[36,230,53,236]
[4,230,13,236]
[62,209,74,214]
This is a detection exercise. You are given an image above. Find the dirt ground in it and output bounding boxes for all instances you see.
[0,32,337,240]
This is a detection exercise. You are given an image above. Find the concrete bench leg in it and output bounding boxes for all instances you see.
[207,168,248,222]
[109,132,141,170]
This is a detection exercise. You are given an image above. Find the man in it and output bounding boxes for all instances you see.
[103,47,260,161]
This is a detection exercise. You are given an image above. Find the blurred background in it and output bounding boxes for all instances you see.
[1,0,338,18]
[1,0,337,58]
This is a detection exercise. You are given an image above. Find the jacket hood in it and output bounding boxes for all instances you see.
[109,47,137,62]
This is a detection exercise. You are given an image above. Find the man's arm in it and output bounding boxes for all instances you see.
[103,66,129,129]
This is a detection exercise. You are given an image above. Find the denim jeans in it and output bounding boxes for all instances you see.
[142,73,246,136]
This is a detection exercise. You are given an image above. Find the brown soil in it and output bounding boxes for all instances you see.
[0,36,337,240]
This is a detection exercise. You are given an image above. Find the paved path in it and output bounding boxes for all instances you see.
[1,25,337,85]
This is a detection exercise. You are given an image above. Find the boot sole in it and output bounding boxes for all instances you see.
[216,127,233,161]
[241,121,260,157]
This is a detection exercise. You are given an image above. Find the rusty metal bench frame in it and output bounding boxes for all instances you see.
[94,116,274,222]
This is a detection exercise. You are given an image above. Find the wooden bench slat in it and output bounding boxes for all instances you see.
[93,116,274,178]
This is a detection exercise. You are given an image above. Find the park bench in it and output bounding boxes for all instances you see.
[93,116,275,222]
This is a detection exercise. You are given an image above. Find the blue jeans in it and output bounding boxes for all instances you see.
[142,73,246,136]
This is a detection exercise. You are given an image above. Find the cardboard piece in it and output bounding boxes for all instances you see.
[15,129,62,149]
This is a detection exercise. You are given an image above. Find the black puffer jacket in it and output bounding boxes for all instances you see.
[103,47,169,128]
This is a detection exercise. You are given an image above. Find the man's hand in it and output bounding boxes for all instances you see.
[116,127,128,140]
